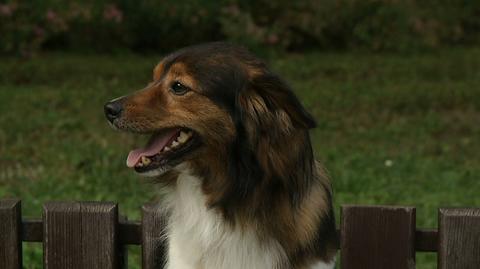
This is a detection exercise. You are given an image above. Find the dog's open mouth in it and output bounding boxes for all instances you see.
[126,128,199,175]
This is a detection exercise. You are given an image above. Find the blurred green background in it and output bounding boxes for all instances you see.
[1,1,479,268]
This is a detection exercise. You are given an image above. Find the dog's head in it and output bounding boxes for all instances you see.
[105,42,316,195]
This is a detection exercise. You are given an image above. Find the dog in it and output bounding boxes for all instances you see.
[105,42,338,269]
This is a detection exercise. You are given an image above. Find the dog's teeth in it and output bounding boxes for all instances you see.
[186,131,193,137]
[137,162,143,167]
[141,156,151,165]
[164,146,171,151]
[172,141,179,147]
[178,132,188,143]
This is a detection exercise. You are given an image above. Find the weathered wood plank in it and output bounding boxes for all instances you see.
[43,201,120,269]
[0,199,22,269]
[142,203,168,269]
[341,205,416,269]
[438,208,480,269]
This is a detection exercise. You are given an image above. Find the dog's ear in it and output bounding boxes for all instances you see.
[219,71,316,211]
[237,72,316,138]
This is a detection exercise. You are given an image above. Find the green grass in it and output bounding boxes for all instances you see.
[1,48,479,268]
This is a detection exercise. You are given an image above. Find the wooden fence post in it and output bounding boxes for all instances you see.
[341,205,416,269]
[43,201,122,269]
[438,208,480,269]
[142,203,167,269]
[0,199,22,269]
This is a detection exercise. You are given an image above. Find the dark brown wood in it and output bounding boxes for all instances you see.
[341,205,416,269]
[21,218,142,244]
[20,219,440,252]
[117,216,128,269]
[119,220,141,245]
[415,229,437,252]
[17,219,438,252]
[43,201,120,269]
[0,199,22,269]
[438,208,480,269]
[17,220,442,251]
[142,203,168,269]
[22,219,43,242]
[10,201,474,269]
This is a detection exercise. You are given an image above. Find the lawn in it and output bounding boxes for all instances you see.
[1,47,479,268]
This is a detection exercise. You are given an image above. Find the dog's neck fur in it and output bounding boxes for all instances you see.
[164,167,287,269]
[161,163,337,269]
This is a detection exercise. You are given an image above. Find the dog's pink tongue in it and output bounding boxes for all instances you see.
[126,129,179,168]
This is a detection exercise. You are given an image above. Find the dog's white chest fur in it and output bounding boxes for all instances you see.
[164,168,334,269]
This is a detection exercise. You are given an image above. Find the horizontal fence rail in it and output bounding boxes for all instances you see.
[1,199,479,268]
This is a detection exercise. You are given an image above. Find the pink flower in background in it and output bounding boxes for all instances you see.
[45,9,68,31]
[0,4,13,17]
[103,4,123,23]
[46,9,57,22]
[266,34,279,45]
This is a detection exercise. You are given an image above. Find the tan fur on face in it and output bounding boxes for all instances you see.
[153,61,165,81]
[119,62,236,148]
[162,63,198,92]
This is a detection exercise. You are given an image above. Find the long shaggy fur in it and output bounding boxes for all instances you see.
[107,42,338,269]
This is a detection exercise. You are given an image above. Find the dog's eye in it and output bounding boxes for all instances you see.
[170,81,189,95]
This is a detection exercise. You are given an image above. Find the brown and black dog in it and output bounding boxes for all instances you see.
[105,42,338,269]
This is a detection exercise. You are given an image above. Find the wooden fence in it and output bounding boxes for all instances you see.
[1,199,479,269]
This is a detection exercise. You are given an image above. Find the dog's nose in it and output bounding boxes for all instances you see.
[104,100,123,122]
